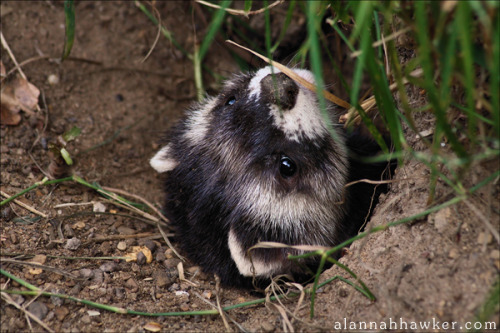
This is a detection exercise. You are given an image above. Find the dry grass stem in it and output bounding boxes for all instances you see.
[350,27,412,58]
[0,190,47,218]
[101,186,170,224]
[157,225,185,261]
[139,1,162,63]
[196,0,284,17]
[0,259,79,279]
[1,32,27,80]
[214,275,232,332]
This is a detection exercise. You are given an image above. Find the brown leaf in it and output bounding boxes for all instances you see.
[0,76,40,125]
[0,103,21,125]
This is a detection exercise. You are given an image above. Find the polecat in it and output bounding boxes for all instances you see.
[151,67,392,288]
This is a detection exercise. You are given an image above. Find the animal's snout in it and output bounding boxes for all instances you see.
[261,72,299,110]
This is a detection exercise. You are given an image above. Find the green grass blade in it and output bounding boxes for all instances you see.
[197,0,231,63]
[61,0,75,61]
[306,1,342,145]
[456,2,476,141]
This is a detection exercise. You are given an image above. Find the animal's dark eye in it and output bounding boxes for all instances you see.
[225,96,236,106]
[279,156,297,178]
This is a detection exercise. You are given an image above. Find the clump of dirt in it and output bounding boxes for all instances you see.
[1,2,498,333]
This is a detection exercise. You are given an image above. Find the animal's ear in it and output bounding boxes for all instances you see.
[150,144,178,173]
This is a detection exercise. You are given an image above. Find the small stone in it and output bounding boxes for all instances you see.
[47,74,60,85]
[433,207,451,233]
[449,248,459,259]
[136,251,146,265]
[99,262,117,273]
[477,232,493,245]
[141,239,157,253]
[156,274,173,288]
[164,258,181,269]
[125,278,139,292]
[27,301,48,320]
[117,241,127,251]
[92,269,104,284]
[164,248,174,259]
[54,306,69,321]
[64,237,81,250]
[79,268,93,279]
[155,251,166,262]
[179,303,189,312]
[93,202,106,213]
[490,250,500,260]
[81,315,91,324]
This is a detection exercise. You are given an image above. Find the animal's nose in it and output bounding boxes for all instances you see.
[260,72,299,110]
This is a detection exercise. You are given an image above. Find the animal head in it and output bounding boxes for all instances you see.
[151,67,351,279]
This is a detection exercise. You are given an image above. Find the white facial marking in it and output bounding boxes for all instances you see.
[150,144,178,173]
[183,97,217,145]
[228,228,285,277]
[251,66,331,142]
[248,67,277,99]
[268,89,330,142]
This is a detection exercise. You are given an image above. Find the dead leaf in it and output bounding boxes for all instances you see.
[1,76,40,125]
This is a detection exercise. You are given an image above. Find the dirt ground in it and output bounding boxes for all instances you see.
[1,1,499,332]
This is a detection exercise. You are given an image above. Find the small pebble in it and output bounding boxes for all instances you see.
[136,251,146,265]
[91,269,104,284]
[100,262,117,273]
[448,248,459,259]
[81,315,91,324]
[491,250,500,260]
[164,248,174,259]
[477,232,492,245]
[79,268,94,279]
[155,251,166,262]
[156,274,173,288]
[117,241,127,251]
[47,74,60,85]
[164,258,181,269]
[27,301,48,320]
[54,306,69,321]
[64,237,81,250]
[142,239,157,253]
[125,278,139,292]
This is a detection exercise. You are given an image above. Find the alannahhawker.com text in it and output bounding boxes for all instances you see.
[333,317,497,331]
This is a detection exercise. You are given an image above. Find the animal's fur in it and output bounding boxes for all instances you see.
[151,67,392,288]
